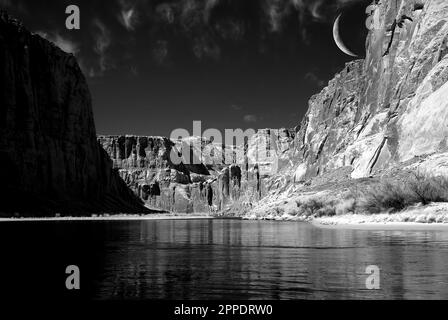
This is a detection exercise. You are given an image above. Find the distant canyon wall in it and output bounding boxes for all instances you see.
[98,129,295,213]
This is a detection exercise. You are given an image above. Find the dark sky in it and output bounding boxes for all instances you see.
[1,0,370,136]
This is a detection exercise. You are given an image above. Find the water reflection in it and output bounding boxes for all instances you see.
[92,220,448,300]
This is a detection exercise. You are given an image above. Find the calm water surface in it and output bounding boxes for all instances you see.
[1,219,448,300]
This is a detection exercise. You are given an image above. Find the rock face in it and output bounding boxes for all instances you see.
[280,0,448,180]
[98,130,295,213]
[0,11,147,216]
[244,0,448,217]
[98,135,213,213]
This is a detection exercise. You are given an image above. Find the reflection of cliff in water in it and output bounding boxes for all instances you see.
[83,220,448,299]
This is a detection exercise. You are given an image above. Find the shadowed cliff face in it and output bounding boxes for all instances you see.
[0,11,148,216]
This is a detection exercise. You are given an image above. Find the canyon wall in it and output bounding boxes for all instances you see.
[98,129,295,213]
[0,11,148,216]
[244,0,448,217]
[276,0,448,182]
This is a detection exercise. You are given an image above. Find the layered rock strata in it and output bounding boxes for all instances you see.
[98,129,295,213]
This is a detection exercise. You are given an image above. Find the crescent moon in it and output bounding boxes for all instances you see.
[333,14,358,57]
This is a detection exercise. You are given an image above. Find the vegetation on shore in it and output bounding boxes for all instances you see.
[241,172,448,221]
[358,172,448,214]
[294,172,448,218]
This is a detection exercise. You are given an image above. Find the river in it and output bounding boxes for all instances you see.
[1,219,448,300]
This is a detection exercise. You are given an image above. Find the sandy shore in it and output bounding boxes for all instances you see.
[241,203,448,230]
[0,214,217,222]
[311,203,448,230]
[311,220,448,230]
[4,203,448,231]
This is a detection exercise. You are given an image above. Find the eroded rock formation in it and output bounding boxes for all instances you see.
[98,130,295,213]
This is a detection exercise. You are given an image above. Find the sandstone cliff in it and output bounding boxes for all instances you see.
[0,11,148,216]
[98,129,295,213]
[245,0,448,218]
[288,0,448,181]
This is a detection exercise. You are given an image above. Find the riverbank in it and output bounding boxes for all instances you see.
[3,203,448,231]
[312,220,448,230]
[236,202,448,230]
[311,202,448,226]
[0,213,218,222]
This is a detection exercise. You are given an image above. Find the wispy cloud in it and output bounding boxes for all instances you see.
[156,3,175,24]
[91,19,113,76]
[265,0,289,33]
[35,31,79,55]
[180,0,202,31]
[304,71,325,88]
[24,0,365,76]
[204,0,221,23]
[0,0,27,13]
[290,0,358,21]
[263,0,364,40]
[130,65,138,76]
[243,114,258,123]
[193,36,220,61]
[0,0,12,7]
[152,40,169,65]
[117,0,139,31]
[120,8,138,30]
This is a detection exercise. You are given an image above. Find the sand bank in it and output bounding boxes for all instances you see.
[0,214,216,222]
[311,203,448,230]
